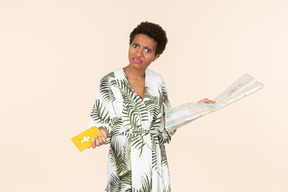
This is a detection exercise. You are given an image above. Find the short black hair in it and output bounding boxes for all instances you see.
[129,21,168,56]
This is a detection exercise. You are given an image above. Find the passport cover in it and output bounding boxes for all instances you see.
[71,126,102,152]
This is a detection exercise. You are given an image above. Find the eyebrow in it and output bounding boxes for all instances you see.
[144,46,153,51]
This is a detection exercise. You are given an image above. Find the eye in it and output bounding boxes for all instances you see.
[145,48,152,53]
[132,43,139,49]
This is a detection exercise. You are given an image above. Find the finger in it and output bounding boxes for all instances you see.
[102,135,107,144]
[201,99,209,103]
[91,138,96,148]
[198,98,207,103]
[99,136,105,144]
[205,99,212,103]
[97,136,103,146]
[101,131,107,138]
[100,128,108,138]
[99,129,105,136]
[205,99,214,103]
[95,136,100,146]
[103,135,107,143]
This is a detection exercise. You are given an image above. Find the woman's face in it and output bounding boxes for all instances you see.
[128,34,159,71]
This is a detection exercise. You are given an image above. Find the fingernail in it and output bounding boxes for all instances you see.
[92,138,94,142]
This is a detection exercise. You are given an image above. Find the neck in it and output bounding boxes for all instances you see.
[124,65,146,80]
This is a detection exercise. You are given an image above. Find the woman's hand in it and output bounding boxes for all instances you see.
[197,98,215,104]
[91,127,109,148]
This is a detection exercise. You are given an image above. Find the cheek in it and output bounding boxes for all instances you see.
[128,48,136,56]
[128,51,133,59]
[146,55,156,62]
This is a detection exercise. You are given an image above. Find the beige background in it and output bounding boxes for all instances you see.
[1,0,287,191]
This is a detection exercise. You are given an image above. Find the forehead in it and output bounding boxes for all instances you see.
[132,34,157,49]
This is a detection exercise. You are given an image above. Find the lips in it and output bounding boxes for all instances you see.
[132,58,143,64]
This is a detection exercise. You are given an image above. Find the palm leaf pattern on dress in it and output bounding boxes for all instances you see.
[99,74,117,115]
[163,186,172,192]
[110,142,127,178]
[145,90,162,131]
[109,117,122,138]
[160,143,168,168]
[90,99,110,124]
[125,137,132,170]
[107,141,132,192]
[151,134,159,171]
[117,79,148,130]
[131,134,146,157]
[160,83,177,145]
[106,172,120,192]
[132,169,153,192]
[145,88,163,171]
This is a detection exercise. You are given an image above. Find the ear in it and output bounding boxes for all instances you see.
[152,54,159,62]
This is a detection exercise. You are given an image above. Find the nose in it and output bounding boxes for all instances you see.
[135,48,144,58]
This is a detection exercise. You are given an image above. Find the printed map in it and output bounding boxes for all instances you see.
[166,73,264,132]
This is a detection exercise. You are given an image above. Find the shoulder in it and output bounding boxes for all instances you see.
[100,68,123,81]
[146,68,165,84]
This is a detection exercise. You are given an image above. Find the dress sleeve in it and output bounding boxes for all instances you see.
[160,78,177,144]
[86,75,115,144]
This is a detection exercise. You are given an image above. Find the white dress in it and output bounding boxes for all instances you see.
[87,68,176,192]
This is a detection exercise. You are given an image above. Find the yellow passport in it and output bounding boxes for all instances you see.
[71,126,102,152]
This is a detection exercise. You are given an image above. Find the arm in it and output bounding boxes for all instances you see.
[89,75,115,149]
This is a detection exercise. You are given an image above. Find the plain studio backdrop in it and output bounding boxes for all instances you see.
[0,0,287,191]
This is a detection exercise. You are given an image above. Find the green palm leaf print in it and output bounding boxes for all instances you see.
[99,74,116,103]
[132,170,152,192]
[109,117,122,137]
[90,99,110,124]
[116,79,148,130]
[108,141,132,191]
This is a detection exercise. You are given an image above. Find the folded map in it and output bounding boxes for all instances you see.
[166,73,264,132]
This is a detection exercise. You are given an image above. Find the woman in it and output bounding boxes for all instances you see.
[88,21,214,191]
